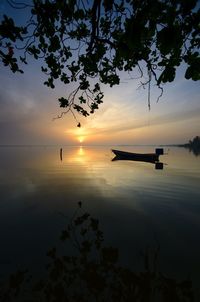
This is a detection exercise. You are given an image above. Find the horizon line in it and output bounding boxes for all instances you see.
[0,143,185,147]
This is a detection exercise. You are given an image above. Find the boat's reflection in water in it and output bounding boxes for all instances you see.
[111,148,164,169]
[112,156,164,170]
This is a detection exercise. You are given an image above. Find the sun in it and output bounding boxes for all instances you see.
[78,136,84,143]
[76,127,87,144]
[66,126,88,144]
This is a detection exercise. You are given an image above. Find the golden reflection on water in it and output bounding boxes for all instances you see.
[1,146,199,206]
[66,146,93,164]
[75,147,87,164]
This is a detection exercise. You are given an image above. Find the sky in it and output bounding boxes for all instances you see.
[0,1,200,146]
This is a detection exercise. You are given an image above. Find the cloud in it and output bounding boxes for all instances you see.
[0,86,37,121]
[85,107,200,137]
[0,83,49,144]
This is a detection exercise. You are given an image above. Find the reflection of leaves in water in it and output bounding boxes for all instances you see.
[0,203,194,301]
[188,146,200,156]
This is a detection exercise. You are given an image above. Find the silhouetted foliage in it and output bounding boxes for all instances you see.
[183,136,200,156]
[188,136,200,148]
[0,0,200,123]
[0,203,195,302]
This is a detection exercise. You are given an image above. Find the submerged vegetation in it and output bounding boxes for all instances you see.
[0,203,195,302]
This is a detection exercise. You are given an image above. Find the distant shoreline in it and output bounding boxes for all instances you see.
[0,144,191,147]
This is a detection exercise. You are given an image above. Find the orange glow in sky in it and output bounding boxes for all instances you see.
[0,2,200,146]
[67,127,89,144]
[78,136,84,143]
[1,57,199,146]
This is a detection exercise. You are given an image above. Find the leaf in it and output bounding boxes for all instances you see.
[59,97,69,107]
[79,96,86,104]
[90,218,99,231]
[46,247,56,259]
[32,279,45,292]
[158,66,176,84]
[101,247,118,264]
[60,230,70,241]
[81,240,91,253]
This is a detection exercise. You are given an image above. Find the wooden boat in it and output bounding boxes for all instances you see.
[111,149,160,163]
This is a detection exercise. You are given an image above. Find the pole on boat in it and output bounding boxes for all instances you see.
[155,148,164,155]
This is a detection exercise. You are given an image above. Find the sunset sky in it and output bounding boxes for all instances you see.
[0,1,200,146]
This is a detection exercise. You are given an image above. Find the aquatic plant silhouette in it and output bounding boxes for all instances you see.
[0,202,194,302]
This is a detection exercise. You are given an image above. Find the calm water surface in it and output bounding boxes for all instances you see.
[0,146,200,291]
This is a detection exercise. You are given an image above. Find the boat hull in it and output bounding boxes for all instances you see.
[112,149,159,162]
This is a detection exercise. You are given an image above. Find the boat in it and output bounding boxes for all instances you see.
[111,149,160,163]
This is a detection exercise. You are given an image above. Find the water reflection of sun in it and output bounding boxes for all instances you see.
[73,146,87,164]
[78,146,84,156]
[68,147,94,164]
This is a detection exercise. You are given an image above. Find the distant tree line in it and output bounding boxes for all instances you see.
[181,136,200,156]
[187,136,200,148]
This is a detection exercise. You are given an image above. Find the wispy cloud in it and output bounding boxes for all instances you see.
[86,107,200,137]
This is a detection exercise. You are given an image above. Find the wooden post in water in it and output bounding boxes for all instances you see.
[60,148,62,161]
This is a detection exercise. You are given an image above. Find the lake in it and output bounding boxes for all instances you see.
[0,145,200,297]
